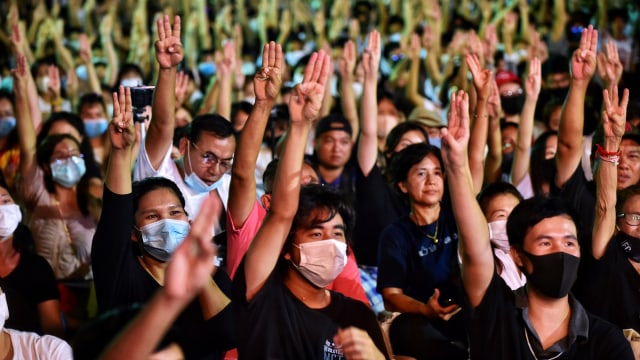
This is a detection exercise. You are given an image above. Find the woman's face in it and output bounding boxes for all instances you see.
[392,130,427,154]
[134,187,188,229]
[399,153,444,206]
[0,98,14,118]
[0,186,15,205]
[48,121,83,143]
[49,138,82,164]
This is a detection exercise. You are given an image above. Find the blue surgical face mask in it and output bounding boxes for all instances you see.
[76,65,88,81]
[0,77,13,93]
[138,219,190,262]
[0,117,16,137]
[198,62,216,77]
[428,136,442,148]
[84,118,109,138]
[183,144,225,194]
[50,156,86,188]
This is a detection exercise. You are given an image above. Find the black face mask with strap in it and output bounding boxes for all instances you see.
[521,250,580,298]
[617,231,640,263]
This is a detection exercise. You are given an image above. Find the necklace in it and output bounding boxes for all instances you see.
[413,218,439,244]
[524,328,564,360]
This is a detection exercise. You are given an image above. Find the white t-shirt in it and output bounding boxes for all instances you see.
[134,143,231,235]
[6,328,72,360]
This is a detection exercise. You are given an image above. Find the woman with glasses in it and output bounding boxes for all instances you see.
[13,55,96,283]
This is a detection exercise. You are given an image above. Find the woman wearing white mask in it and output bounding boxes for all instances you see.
[91,86,235,359]
[13,55,96,283]
[0,181,63,337]
[236,51,389,359]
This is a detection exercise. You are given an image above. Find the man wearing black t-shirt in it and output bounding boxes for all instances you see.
[442,88,632,360]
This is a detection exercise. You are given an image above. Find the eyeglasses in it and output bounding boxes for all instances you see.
[617,213,640,226]
[190,141,233,171]
[51,153,83,164]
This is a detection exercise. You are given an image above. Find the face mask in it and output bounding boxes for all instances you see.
[291,239,347,288]
[121,77,142,88]
[138,219,190,262]
[521,250,579,298]
[67,40,81,52]
[0,77,13,93]
[189,90,203,104]
[198,62,216,77]
[0,292,7,329]
[37,76,50,94]
[428,136,441,148]
[0,117,16,137]
[616,231,640,263]
[50,156,86,188]
[76,64,88,81]
[241,61,257,76]
[500,94,525,115]
[84,118,109,138]
[285,50,308,67]
[488,220,509,251]
[0,204,21,240]
[352,82,364,100]
[184,143,225,194]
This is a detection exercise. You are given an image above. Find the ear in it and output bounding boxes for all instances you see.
[130,229,139,243]
[397,181,408,194]
[178,137,189,156]
[260,193,271,211]
[510,246,524,268]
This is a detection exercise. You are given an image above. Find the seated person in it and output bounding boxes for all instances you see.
[91,86,235,359]
[234,51,389,359]
[442,88,632,359]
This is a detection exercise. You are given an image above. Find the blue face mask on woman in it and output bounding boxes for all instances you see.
[138,219,190,262]
[0,117,16,137]
[50,156,86,188]
[84,118,109,138]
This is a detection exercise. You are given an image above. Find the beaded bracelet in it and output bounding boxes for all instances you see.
[596,144,621,166]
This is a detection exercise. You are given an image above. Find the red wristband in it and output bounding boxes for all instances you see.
[595,144,621,157]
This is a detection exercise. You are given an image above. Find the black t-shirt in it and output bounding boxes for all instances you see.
[1,250,59,334]
[233,260,389,360]
[353,165,409,267]
[580,237,640,332]
[465,272,633,360]
[91,187,235,360]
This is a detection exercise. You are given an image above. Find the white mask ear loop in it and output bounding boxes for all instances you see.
[186,140,196,176]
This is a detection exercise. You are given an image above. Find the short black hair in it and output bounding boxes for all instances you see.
[477,182,523,215]
[616,184,640,216]
[284,184,355,253]
[187,114,235,143]
[530,131,557,195]
[132,177,186,220]
[506,196,579,248]
[77,93,107,115]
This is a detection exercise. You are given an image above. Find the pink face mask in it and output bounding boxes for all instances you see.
[488,220,510,251]
[291,239,347,288]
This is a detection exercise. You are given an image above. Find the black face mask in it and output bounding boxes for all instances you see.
[521,250,580,298]
[616,231,640,263]
[500,94,525,115]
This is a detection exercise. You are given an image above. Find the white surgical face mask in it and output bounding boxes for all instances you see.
[138,219,190,262]
[0,204,21,240]
[291,239,347,288]
[488,219,509,251]
[352,82,363,100]
[37,76,50,94]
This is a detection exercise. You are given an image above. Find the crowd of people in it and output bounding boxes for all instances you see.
[0,0,639,358]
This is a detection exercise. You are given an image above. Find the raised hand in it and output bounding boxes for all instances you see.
[466,53,491,100]
[570,25,597,83]
[217,40,236,76]
[339,40,356,80]
[525,57,542,98]
[155,15,183,70]
[175,71,189,107]
[78,33,92,64]
[254,41,283,102]
[10,23,23,56]
[110,86,136,151]
[597,41,623,88]
[441,90,471,169]
[487,79,501,118]
[408,33,421,60]
[164,193,218,302]
[11,55,28,95]
[602,86,629,139]
[47,65,61,100]
[362,30,380,82]
[288,51,331,124]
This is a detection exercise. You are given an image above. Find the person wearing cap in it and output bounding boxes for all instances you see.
[408,107,446,148]
[495,69,525,124]
[309,113,356,201]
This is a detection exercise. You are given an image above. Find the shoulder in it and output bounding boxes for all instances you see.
[586,313,635,357]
